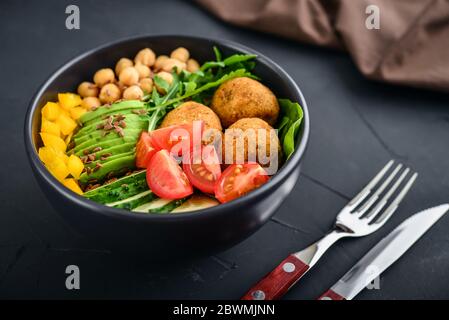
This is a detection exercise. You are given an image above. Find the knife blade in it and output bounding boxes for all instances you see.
[318,203,449,300]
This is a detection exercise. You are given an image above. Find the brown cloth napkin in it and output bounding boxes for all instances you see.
[197,0,449,92]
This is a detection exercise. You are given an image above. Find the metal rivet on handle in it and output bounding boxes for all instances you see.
[282,262,296,273]
[251,290,265,300]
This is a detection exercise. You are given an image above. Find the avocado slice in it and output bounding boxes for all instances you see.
[79,154,136,184]
[84,150,136,169]
[73,131,141,155]
[79,100,147,125]
[75,117,148,143]
[74,127,144,146]
[73,142,136,158]
[76,113,149,137]
[83,109,148,127]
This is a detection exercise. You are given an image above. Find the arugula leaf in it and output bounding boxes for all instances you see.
[277,99,304,159]
[147,82,181,131]
[201,51,257,72]
[213,46,222,61]
[223,54,257,66]
[153,75,170,94]
[151,88,162,104]
[183,81,197,95]
[200,61,225,71]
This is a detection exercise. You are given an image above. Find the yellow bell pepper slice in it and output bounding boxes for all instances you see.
[40,132,67,152]
[64,132,73,145]
[41,102,60,121]
[38,147,54,165]
[58,93,82,110]
[67,154,84,179]
[62,178,83,195]
[38,147,49,164]
[57,113,77,135]
[38,146,68,165]
[47,157,70,181]
[69,106,87,120]
[41,119,61,137]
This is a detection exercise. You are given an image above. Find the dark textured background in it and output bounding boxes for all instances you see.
[0,0,448,299]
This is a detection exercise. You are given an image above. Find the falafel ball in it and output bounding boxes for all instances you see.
[160,101,222,131]
[159,101,223,146]
[223,118,281,169]
[211,77,280,128]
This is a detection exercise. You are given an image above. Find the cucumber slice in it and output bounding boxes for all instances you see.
[106,190,152,207]
[132,198,174,213]
[148,198,189,213]
[84,171,148,204]
[84,171,145,196]
[171,195,219,213]
[107,191,157,210]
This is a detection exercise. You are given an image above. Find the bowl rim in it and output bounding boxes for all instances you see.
[24,34,310,222]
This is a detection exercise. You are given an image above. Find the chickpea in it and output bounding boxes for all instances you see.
[186,59,200,73]
[134,48,156,67]
[81,97,101,110]
[162,58,186,74]
[155,71,173,94]
[99,83,121,104]
[154,55,169,71]
[170,47,190,63]
[134,63,151,79]
[116,81,127,92]
[119,66,139,86]
[115,57,133,76]
[123,85,144,100]
[139,78,153,93]
[93,68,115,87]
[77,81,99,97]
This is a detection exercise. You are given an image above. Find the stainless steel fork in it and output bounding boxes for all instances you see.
[242,160,418,300]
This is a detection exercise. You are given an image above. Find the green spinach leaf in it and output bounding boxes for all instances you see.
[278,99,304,159]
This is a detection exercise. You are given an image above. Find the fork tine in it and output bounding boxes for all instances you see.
[372,172,418,225]
[364,167,410,222]
[354,163,403,216]
[347,160,394,208]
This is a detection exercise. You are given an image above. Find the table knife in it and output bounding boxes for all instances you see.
[319,203,449,300]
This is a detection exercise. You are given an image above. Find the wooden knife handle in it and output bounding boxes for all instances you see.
[241,254,309,300]
[318,289,346,300]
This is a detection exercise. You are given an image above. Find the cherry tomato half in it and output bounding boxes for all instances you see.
[183,145,221,194]
[136,132,157,168]
[147,149,193,199]
[149,121,204,156]
[214,163,269,203]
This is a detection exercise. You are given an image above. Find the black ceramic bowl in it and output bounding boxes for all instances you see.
[24,35,309,258]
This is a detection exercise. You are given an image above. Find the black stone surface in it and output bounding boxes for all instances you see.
[0,0,448,299]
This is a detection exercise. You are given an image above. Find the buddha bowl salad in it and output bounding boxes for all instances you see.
[37,46,303,213]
